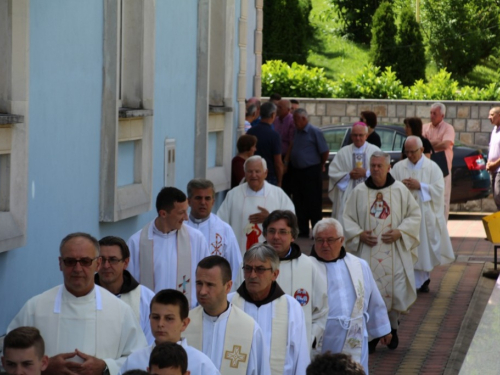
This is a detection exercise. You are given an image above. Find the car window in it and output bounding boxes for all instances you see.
[394,133,406,151]
[378,129,395,152]
[323,129,348,152]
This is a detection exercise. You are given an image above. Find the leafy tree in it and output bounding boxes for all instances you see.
[330,0,381,44]
[263,0,313,65]
[395,5,426,86]
[370,2,398,72]
[421,0,500,76]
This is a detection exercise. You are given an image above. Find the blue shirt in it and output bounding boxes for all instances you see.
[247,121,282,183]
[290,123,329,169]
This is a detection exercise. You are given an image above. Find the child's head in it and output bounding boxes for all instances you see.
[148,342,189,375]
[1,327,49,375]
[149,289,190,344]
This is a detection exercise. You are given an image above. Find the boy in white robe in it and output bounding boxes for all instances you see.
[127,187,210,308]
[95,236,155,344]
[148,342,189,375]
[343,152,421,351]
[392,136,455,292]
[229,244,310,375]
[328,122,380,227]
[8,233,148,375]
[309,218,391,374]
[120,289,219,375]
[184,256,271,375]
[186,178,242,287]
[217,156,295,255]
[2,327,49,375]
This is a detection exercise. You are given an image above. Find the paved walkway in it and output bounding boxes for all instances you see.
[296,214,498,374]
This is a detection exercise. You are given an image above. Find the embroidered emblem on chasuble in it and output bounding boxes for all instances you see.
[245,223,262,250]
[352,153,367,187]
[178,276,190,294]
[225,345,248,368]
[294,289,310,306]
[367,189,394,310]
[211,233,223,256]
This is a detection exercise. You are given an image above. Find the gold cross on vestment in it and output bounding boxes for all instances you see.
[224,345,248,368]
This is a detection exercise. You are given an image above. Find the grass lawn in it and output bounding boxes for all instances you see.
[307,0,500,87]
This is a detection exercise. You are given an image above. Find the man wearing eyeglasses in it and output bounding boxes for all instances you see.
[328,122,381,227]
[186,178,242,288]
[229,244,310,375]
[392,136,455,293]
[8,232,147,375]
[95,236,155,344]
[309,218,391,374]
[343,151,421,353]
[259,210,328,356]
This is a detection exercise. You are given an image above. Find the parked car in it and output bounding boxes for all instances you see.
[321,124,491,211]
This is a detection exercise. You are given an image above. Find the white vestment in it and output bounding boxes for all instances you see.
[236,251,329,354]
[187,213,243,287]
[119,338,220,375]
[328,143,380,226]
[184,304,271,375]
[217,182,295,255]
[310,253,391,374]
[392,157,455,287]
[343,179,421,312]
[8,285,147,375]
[228,292,310,375]
[118,284,155,345]
[127,221,210,307]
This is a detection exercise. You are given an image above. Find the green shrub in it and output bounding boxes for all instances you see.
[395,6,426,86]
[370,2,398,72]
[261,60,334,98]
[263,0,313,65]
[404,69,459,100]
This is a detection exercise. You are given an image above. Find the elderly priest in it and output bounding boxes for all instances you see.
[8,232,147,375]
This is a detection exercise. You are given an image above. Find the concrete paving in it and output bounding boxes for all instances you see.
[295,213,498,374]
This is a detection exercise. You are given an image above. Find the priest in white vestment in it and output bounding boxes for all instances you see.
[217,156,295,255]
[229,244,310,375]
[127,187,210,308]
[186,178,242,288]
[392,136,455,292]
[328,122,381,226]
[95,236,155,344]
[119,289,219,375]
[8,233,148,375]
[184,256,271,375]
[343,151,421,351]
[309,218,391,373]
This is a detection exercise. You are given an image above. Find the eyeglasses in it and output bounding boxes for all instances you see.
[266,229,292,236]
[242,265,273,275]
[100,257,124,265]
[61,257,99,267]
[314,237,342,245]
[405,148,421,155]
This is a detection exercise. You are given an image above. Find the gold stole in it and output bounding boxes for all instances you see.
[138,222,192,304]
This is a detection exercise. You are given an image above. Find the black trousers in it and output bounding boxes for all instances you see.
[291,163,323,236]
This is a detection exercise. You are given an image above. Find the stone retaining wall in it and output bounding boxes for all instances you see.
[293,98,499,212]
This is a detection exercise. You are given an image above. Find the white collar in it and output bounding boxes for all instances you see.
[54,285,102,313]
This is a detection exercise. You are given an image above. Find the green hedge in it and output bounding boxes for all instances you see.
[262,60,500,100]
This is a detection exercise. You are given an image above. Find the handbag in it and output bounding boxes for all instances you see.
[430,150,449,177]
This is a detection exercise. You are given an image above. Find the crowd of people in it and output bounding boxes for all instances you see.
[4,99,500,375]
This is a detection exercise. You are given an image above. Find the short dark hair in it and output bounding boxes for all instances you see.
[290,99,299,105]
[149,342,188,373]
[150,289,189,320]
[60,232,99,257]
[4,327,45,359]
[197,255,232,284]
[263,210,299,240]
[122,371,149,375]
[156,187,187,214]
[360,111,377,129]
[237,134,258,153]
[260,101,277,119]
[403,117,423,137]
[270,93,282,101]
[306,352,366,375]
[98,236,130,259]
[187,179,215,199]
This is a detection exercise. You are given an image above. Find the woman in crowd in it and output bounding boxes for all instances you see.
[402,117,433,159]
[231,134,258,188]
